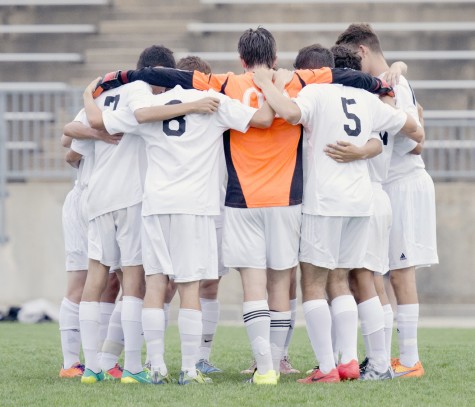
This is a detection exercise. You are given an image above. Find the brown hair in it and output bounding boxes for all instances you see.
[177,56,212,74]
[294,44,334,69]
[331,45,362,71]
[238,26,276,69]
[335,23,383,54]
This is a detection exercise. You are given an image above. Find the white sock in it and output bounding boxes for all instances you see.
[243,300,273,375]
[142,308,167,375]
[98,302,115,356]
[331,295,358,364]
[283,299,297,358]
[178,308,202,377]
[358,297,387,373]
[397,304,420,367]
[100,300,124,372]
[59,298,81,369]
[199,298,220,361]
[79,301,101,373]
[329,305,339,364]
[121,296,144,374]
[383,304,394,363]
[302,300,335,374]
[164,303,171,329]
[270,310,291,372]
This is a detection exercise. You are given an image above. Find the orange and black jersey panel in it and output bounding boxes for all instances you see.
[125,67,385,208]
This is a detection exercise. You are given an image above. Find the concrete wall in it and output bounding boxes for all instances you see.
[0,181,474,318]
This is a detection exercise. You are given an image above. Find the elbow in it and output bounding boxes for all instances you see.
[61,134,71,148]
[286,112,301,125]
[411,144,423,155]
[258,116,274,129]
[134,111,147,124]
[89,118,104,130]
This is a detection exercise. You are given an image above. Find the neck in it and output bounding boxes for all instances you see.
[245,63,270,72]
[369,53,390,77]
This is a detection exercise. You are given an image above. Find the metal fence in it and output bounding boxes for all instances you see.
[0,85,474,243]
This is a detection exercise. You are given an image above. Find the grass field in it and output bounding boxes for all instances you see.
[1,323,474,407]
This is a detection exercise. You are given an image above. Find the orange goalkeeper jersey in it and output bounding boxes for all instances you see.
[126,67,383,208]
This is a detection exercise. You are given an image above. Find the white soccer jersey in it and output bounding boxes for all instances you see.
[295,83,407,216]
[384,75,425,184]
[86,81,152,220]
[103,85,256,217]
[69,109,95,188]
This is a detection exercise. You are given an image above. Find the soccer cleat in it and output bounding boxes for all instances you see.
[337,359,360,380]
[150,368,172,385]
[360,362,394,381]
[59,362,84,378]
[81,368,105,384]
[359,357,369,374]
[393,360,425,378]
[196,359,222,374]
[297,367,340,384]
[280,356,300,374]
[246,369,278,385]
[120,369,151,384]
[240,360,257,374]
[305,365,318,375]
[105,363,123,380]
[178,370,212,385]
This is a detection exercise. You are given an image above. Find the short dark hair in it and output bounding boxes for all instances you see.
[294,44,334,69]
[335,23,383,54]
[238,27,276,69]
[331,45,362,70]
[176,56,212,74]
[136,45,176,69]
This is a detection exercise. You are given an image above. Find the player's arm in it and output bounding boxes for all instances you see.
[61,134,72,148]
[325,138,382,163]
[65,149,83,168]
[409,102,425,155]
[63,121,122,144]
[379,95,422,142]
[134,96,221,124]
[383,61,408,87]
[93,68,229,98]
[253,69,301,125]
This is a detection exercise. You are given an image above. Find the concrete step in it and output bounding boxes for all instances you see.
[84,34,188,50]
[99,19,188,35]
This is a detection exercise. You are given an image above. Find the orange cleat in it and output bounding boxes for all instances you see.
[297,367,340,384]
[337,359,360,380]
[393,360,425,378]
[59,362,85,378]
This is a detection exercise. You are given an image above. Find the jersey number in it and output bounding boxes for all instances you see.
[163,100,186,137]
[379,131,388,146]
[104,94,120,110]
[341,97,361,137]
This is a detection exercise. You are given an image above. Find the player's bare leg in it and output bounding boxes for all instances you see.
[326,268,358,380]
[121,265,145,376]
[240,267,275,378]
[197,278,222,373]
[390,266,423,375]
[267,267,292,374]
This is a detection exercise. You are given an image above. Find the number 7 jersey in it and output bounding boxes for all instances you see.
[295,83,407,217]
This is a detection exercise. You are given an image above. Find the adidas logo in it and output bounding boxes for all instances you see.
[400,253,407,261]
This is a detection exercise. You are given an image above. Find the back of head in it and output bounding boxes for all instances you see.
[238,26,276,69]
[335,23,383,55]
[176,55,212,74]
[137,45,176,69]
[330,45,362,70]
[294,44,334,69]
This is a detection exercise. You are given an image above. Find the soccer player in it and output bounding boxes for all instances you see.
[83,65,274,384]
[336,23,439,378]
[252,64,418,384]
[92,27,394,385]
[59,130,121,378]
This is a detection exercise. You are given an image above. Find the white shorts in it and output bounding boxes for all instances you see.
[384,170,439,270]
[299,214,370,270]
[363,184,392,275]
[223,205,301,270]
[142,214,218,283]
[215,226,229,277]
[63,185,88,271]
[88,203,142,267]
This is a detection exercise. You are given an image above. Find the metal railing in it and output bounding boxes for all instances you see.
[0,85,473,243]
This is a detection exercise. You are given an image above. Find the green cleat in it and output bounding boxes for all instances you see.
[150,368,173,385]
[178,370,212,385]
[81,368,105,384]
[120,369,151,384]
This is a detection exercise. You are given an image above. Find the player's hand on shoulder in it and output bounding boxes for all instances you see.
[273,68,294,89]
[324,141,362,163]
[193,97,220,114]
[84,77,102,98]
[252,68,274,88]
[383,61,407,87]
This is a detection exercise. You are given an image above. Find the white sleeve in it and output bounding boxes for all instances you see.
[395,78,421,125]
[368,95,407,135]
[73,108,89,126]
[393,134,418,156]
[294,85,318,128]
[126,81,154,112]
[103,107,140,135]
[214,93,257,133]
[71,138,94,157]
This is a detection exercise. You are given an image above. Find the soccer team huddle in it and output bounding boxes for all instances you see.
[59,23,438,386]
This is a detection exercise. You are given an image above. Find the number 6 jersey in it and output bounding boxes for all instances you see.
[295,83,407,217]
